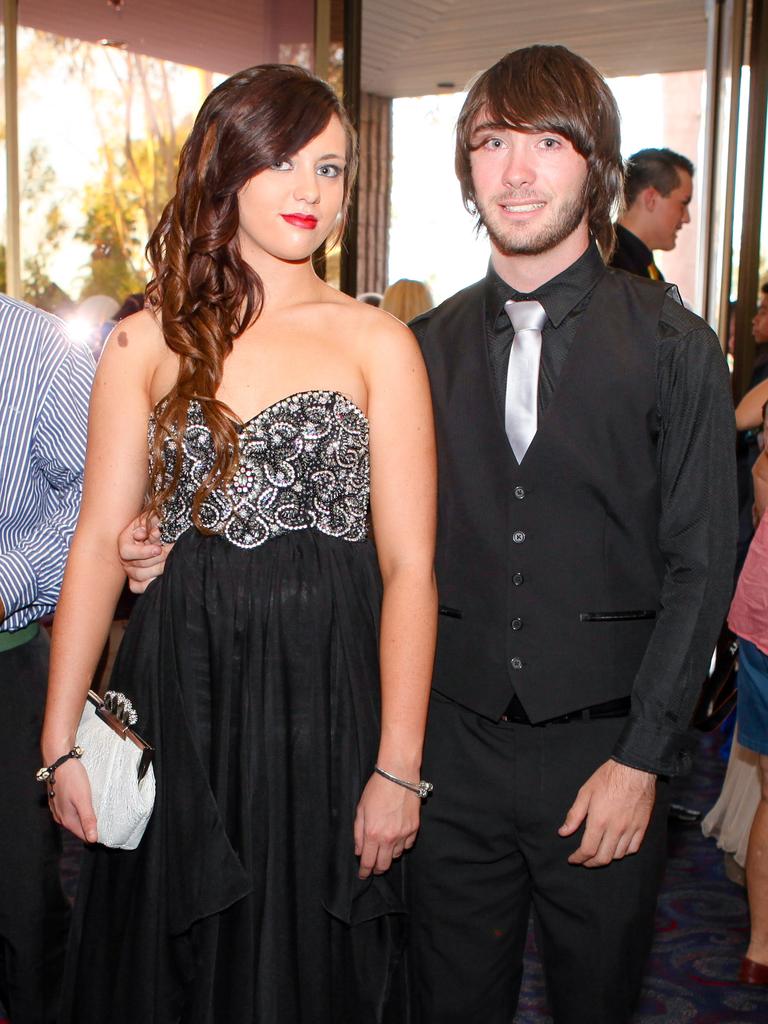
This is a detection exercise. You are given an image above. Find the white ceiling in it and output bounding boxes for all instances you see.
[17,0,710,99]
[363,0,710,97]
[18,1,295,75]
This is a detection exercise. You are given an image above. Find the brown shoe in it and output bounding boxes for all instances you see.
[739,957,768,984]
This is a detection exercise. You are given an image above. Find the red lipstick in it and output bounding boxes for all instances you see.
[281,213,318,230]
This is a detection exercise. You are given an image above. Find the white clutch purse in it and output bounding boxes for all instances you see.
[75,690,156,850]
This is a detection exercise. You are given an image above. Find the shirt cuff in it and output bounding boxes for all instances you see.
[0,550,38,621]
[610,714,696,777]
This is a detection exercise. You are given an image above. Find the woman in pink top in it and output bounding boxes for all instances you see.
[729,440,768,984]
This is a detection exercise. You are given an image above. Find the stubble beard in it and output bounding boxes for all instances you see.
[477,184,589,257]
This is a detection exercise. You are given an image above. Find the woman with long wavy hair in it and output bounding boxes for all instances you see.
[41,64,436,1023]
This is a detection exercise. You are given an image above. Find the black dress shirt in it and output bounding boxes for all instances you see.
[609,223,664,280]
[483,241,737,773]
[485,241,604,417]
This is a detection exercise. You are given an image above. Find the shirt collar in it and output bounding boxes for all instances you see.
[614,223,654,269]
[484,239,606,329]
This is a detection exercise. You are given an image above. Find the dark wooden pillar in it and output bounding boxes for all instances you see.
[339,0,361,296]
[356,91,392,295]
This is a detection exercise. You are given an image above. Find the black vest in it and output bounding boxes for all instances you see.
[413,269,669,722]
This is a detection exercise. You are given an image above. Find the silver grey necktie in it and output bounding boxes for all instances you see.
[503,299,547,462]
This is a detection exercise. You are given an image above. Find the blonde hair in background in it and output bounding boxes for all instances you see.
[380,279,434,323]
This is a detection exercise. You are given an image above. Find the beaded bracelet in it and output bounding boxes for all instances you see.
[35,746,84,797]
[374,765,433,799]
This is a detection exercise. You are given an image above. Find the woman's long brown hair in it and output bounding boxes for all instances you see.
[145,64,357,530]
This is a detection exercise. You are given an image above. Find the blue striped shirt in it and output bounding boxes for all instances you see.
[0,294,94,631]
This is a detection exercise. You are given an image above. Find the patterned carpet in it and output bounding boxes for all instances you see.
[2,724,766,1023]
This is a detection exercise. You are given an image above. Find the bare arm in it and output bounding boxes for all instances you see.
[42,312,164,842]
[754,450,768,522]
[735,378,768,430]
[354,317,437,878]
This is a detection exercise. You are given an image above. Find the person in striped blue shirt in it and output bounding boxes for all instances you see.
[0,293,94,1024]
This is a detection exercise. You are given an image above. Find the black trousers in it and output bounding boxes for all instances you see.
[0,630,70,1024]
[409,691,670,1024]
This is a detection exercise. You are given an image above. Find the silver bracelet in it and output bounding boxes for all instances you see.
[374,765,433,799]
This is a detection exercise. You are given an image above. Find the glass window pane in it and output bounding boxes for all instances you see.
[16,0,315,329]
[18,28,222,334]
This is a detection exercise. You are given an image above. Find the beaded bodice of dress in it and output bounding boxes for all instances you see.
[150,390,370,549]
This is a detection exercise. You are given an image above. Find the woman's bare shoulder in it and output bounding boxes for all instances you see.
[97,307,176,398]
[104,307,165,354]
[314,289,416,345]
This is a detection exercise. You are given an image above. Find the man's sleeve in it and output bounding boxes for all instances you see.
[611,308,737,776]
[0,326,93,622]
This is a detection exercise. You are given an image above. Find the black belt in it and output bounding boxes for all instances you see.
[500,693,631,726]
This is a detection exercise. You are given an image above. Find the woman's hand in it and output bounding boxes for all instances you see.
[354,771,421,878]
[46,757,98,845]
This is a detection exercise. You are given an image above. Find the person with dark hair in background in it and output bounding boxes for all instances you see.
[735,282,768,572]
[113,292,146,321]
[0,295,93,1024]
[41,64,436,1024]
[735,287,768,435]
[611,147,694,280]
[405,46,734,1023]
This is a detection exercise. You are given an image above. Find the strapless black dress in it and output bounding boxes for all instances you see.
[60,391,407,1023]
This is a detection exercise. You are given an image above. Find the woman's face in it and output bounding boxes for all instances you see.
[236,114,347,266]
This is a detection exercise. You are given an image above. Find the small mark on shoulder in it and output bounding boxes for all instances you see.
[117,330,128,348]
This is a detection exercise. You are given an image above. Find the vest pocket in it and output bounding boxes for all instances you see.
[579,610,657,623]
[438,605,463,619]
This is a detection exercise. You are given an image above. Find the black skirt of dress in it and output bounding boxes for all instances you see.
[59,528,408,1023]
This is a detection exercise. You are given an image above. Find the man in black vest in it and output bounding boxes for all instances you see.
[407,46,736,1023]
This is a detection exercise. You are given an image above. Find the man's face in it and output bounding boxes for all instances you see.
[468,124,589,257]
[753,293,768,345]
[648,169,692,251]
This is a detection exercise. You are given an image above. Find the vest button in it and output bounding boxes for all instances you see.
[514,486,526,499]
[513,531,526,544]
[510,656,523,670]
[513,572,524,586]
[511,618,523,631]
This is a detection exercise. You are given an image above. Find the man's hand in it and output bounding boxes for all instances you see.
[118,516,171,593]
[558,759,656,867]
